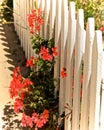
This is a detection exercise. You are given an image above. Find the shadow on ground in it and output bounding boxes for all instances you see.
[0,20,30,129]
[2,102,22,130]
[2,102,28,130]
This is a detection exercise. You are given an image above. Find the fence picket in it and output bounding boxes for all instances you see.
[65,2,76,130]
[100,53,104,130]
[72,9,85,130]
[24,0,28,58]
[59,0,68,114]
[54,0,62,98]
[80,18,94,130]
[20,0,24,48]
[89,31,103,130]
[17,0,20,37]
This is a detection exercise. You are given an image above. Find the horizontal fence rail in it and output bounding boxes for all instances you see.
[13,0,104,130]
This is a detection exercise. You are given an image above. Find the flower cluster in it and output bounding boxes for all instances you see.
[9,35,59,129]
[28,8,43,34]
[22,109,49,128]
[9,66,33,99]
[39,46,58,61]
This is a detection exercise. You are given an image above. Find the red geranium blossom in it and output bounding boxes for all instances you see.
[9,67,34,98]
[100,26,104,32]
[40,46,53,61]
[22,78,34,87]
[14,98,24,113]
[34,109,49,128]
[43,109,49,117]
[52,47,58,57]
[26,57,35,67]
[22,109,49,129]
[9,71,22,98]
[60,67,67,78]
[22,113,33,128]
[32,112,39,124]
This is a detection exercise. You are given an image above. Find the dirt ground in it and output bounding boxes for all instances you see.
[0,18,30,129]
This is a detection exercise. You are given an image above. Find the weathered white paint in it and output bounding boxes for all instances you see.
[80,18,95,130]
[72,9,85,130]
[65,2,76,130]
[59,0,68,115]
[89,31,103,130]
[54,0,62,98]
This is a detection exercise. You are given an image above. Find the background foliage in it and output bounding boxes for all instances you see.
[68,0,104,29]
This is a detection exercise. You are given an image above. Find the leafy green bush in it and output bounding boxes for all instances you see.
[68,0,104,29]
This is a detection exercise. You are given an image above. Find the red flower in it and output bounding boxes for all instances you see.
[22,78,34,87]
[14,98,24,113]
[9,67,33,98]
[35,118,44,128]
[40,47,53,61]
[32,109,49,128]
[43,109,49,118]
[40,46,48,55]
[26,57,35,67]
[9,74,22,98]
[52,47,58,57]
[32,112,39,124]
[22,113,33,128]
[100,26,104,32]
[60,67,67,78]
[19,93,25,100]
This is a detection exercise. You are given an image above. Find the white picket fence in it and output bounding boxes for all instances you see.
[13,0,104,130]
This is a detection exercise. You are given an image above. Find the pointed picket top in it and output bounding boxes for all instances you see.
[80,18,95,130]
[89,30,103,130]
[69,2,76,20]
[77,9,84,30]
[93,31,103,56]
[75,9,85,54]
[84,18,95,52]
[49,0,56,39]
[68,2,76,58]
